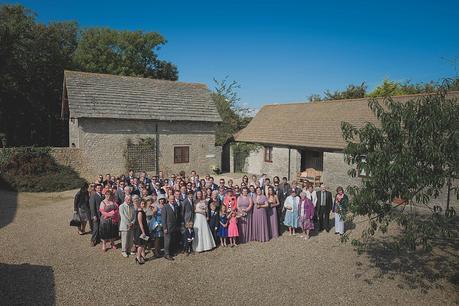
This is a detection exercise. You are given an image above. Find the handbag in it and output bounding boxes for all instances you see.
[70,212,81,227]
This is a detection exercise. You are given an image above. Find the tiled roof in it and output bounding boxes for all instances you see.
[64,70,222,122]
[234,92,459,150]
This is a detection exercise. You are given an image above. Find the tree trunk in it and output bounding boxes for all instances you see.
[445,175,451,215]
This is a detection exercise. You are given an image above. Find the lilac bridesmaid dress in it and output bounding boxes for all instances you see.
[251,195,270,242]
[267,197,279,239]
[236,195,252,244]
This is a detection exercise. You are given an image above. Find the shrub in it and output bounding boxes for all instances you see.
[0,147,86,192]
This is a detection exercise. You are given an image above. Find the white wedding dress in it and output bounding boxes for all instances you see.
[192,201,216,252]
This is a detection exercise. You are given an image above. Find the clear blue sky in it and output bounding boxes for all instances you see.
[11,0,459,109]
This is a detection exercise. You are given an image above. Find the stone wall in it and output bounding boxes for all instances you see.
[322,152,361,192]
[242,146,301,180]
[76,118,220,178]
[48,147,90,179]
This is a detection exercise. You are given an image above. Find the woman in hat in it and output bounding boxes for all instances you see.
[283,188,299,235]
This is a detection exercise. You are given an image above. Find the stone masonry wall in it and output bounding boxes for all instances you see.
[77,118,219,179]
[322,151,458,211]
[243,146,301,180]
[322,152,361,192]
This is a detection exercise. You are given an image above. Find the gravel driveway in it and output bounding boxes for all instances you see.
[0,189,457,305]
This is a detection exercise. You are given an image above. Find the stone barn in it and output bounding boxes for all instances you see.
[231,92,459,192]
[61,70,222,178]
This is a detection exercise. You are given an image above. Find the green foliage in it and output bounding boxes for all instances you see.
[367,78,437,97]
[0,147,85,192]
[308,78,459,102]
[0,4,179,147]
[73,28,178,80]
[308,83,367,101]
[0,4,78,146]
[213,77,252,146]
[341,81,459,251]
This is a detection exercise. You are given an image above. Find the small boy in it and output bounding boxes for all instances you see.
[208,203,219,244]
[185,221,195,256]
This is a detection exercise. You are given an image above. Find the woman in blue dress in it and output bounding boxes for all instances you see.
[149,197,165,257]
[283,189,299,235]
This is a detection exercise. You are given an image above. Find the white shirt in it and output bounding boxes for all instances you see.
[306,190,318,207]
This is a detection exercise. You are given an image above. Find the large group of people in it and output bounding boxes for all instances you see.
[73,170,348,264]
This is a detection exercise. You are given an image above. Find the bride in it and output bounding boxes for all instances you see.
[193,190,216,252]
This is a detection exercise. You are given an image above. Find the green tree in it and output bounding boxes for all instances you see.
[341,81,458,251]
[367,78,437,97]
[308,82,367,101]
[73,28,178,80]
[0,4,78,146]
[212,77,252,146]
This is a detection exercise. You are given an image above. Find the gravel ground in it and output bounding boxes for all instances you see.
[0,189,458,305]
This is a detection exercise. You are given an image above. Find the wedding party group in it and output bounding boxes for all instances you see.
[72,170,349,264]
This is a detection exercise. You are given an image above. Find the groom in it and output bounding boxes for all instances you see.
[161,194,181,260]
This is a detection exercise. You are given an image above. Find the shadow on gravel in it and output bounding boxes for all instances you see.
[0,176,17,229]
[355,217,459,293]
[0,263,55,305]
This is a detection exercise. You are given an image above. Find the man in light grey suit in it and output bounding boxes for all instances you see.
[119,195,135,257]
[161,194,180,260]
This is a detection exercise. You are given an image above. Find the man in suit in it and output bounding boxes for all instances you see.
[208,177,218,191]
[181,191,194,252]
[89,184,104,246]
[316,184,333,232]
[115,181,126,204]
[277,177,290,229]
[161,194,180,260]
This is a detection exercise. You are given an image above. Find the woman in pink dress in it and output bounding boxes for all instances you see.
[236,187,253,243]
[227,210,239,247]
[266,186,279,239]
[251,187,270,242]
[99,186,120,252]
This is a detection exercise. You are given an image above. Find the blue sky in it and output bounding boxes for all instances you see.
[10,0,459,109]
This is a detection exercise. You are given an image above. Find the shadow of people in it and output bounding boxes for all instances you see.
[0,176,18,229]
[0,263,55,304]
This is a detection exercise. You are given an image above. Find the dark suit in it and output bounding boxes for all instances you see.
[115,189,125,205]
[89,192,103,243]
[316,190,333,231]
[185,228,195,254]
[208,210,219,243]
[161,203,180,256]
[182,198,194,225]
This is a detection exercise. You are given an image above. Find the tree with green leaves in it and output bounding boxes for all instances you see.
[341,80,458,251]
[0,4,78,146]
[308,83,367,101]
[73,28,178,80]
[367,78,437,97]
[212,77,252,146]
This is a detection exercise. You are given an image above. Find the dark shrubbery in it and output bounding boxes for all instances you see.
[0,147,86,192]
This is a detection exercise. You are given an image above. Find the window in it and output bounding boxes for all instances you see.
[264,146,273,162]
[357,155,370,177]
[174,146,189,163]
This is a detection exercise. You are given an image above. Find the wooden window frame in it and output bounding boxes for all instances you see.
[174,146,190,164]
[264,146,273,163]
[357,155,370,178]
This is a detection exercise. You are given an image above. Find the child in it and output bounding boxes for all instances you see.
[185,221,195,256]
[218,205,228,247]
[208,202,219,244]
[228,210,239,247]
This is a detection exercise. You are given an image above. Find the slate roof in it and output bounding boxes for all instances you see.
[63,70,222,122]
[234,91,459,151]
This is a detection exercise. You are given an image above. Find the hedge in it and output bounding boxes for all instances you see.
[0,147,86,192]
